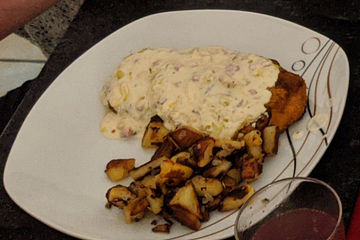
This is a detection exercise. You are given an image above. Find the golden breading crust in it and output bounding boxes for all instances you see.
[266,66,307,132]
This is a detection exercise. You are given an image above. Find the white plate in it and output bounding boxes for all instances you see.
[3,10,349,240]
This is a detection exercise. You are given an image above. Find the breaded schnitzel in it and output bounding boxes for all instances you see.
[266,63,307,132]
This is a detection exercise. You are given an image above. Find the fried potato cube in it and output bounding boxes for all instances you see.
[151,136,178,161]
[244,130,264,160]
[226,168,242,183]
[241,156,262,183]
[152,223,171,233]
[222,168,242,190]
[219,184,254,211]
[214,139,245,158]
[157,160,193,186]
[200,205,209,222]
[203,159,232,178]
[130,156,167,181]
[222,176,237,189]
[171,205,201,230]
[191,175,223,197]
[170,151,197,167]
[105,158,135,181]
[123,197,149,223]
[170,126,204,150]
[263,125,280,156]
[106,185,136,209]
[140,175,157,189]
[192,137,215,167]
[206,197,222,211]
[146,188,164,214]
[169,183,201,230]
[128,181,148,198]
[142,115,170,148]
[255,114,270,131]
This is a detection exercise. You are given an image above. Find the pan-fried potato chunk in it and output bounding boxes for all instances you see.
[142,115,169,148]
[170,151,197,167]
[244,130,264,160]
[200,205,209,222]
[255,114,270,131]
[203,159,232,178]
[151,136,178,161]
[219,184,254,211]
[191,175,223,197]
[140,175,157,189]
[146,188,164,214]
[192,137,215,167]
[152,223,171,233]
[124,198,148,223]
[206,197,222,211]
[170,126,204,150]
[169,183,201,230]
[171,205,201,230]
[226,168,242,183]
[222,168,242,188]
[128,181,148,198]
[241,156,262,183]
[130,156,167,181]
[105,159,135,181]
[214,139,245,158]
[106,185,136,209]
[169,183,201,218]
[157,160,193,186]
[263,125,280,156]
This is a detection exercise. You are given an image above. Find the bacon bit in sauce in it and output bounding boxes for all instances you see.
[249,89,257,95]
[120,129,136,137]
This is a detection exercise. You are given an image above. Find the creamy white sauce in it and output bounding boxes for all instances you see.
[100,47,279,139]
[307,114,328,132]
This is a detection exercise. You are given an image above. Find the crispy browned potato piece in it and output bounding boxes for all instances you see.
[244,130,264,160]
[152,224,171,233]
[203,159,232,178]
[170,126,204,150]
[214,139,245,158]
[170,151,197,167]
[106,185,136,209]
[226,168,242,183]
[200,205,209,222]
[157,160,193,186]
[142,115,170,148]
[263,125,280,156]
[219,184,254,211]
[206,197,222,211]
[128,181,148,198]
[222,168,242,189]
[169,183,201,229]
[105,159,135,181]
[124,198,148,223]
[140,175,157,189]
[266,68,307,132]
[241,156,262,183]
[192,137,215,167]
[151,136,178,161]
[171,205,201,230]
[130,156,167,181]
[169,183,201,219]
[146,188,164,214]
[255,114,270,131]
[191,175,223,197]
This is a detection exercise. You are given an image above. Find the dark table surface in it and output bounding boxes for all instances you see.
[1,0,360,239]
